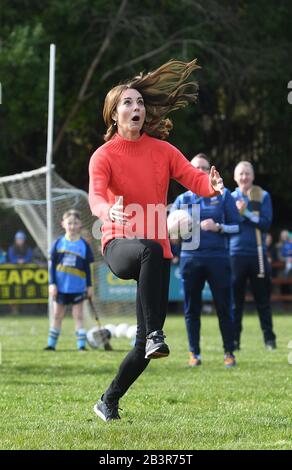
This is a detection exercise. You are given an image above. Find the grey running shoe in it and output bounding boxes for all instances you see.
[93,398,121,422]
[145,330,170,359]
[265,340,276,350]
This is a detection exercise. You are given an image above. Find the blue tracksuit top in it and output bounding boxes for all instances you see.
[49,236,94,293]
[171,188,240,258]
[229,187,273,257]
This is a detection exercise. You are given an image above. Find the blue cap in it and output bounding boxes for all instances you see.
[15,231,26,240]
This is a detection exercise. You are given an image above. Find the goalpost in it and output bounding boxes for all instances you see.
[46,44,55,279]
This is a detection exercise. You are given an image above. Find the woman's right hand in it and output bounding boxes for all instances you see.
[109,196,130,225]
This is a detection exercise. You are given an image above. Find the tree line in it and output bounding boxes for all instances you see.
[1,0,292,228]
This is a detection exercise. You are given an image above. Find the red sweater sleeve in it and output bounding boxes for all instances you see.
[88,150,112,221]
[169,146,219,197]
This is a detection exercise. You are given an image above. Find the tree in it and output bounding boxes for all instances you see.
[1,0,292,227]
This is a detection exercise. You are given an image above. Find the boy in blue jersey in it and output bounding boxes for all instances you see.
[45,209,94,351]
[171,154,240,368]
[230,161,276,351]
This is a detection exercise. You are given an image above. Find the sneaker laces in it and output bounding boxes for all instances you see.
[104,401,122,419]
[146,330,166,343]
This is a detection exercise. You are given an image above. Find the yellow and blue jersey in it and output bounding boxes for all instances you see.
[49,236,94,293]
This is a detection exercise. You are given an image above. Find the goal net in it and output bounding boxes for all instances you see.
[0,167,136,319]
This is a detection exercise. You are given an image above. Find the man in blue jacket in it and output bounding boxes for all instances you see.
[171,154,240,368]
[230,161,276,351]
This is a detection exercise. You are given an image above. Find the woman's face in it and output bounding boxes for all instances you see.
[113,88,146,140]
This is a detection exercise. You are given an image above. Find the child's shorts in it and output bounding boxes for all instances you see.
[56,292,86,305]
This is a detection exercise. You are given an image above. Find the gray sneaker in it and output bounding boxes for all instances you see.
[265,340,276,351]
[145,330,170,359]
[93,398,121,422]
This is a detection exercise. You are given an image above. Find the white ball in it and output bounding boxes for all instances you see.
[115,323,129,338]
[167,209,192,238]
[104,324,117,338]
[86,327,102,349]
[126,325,137,339]
[87,327,111,349]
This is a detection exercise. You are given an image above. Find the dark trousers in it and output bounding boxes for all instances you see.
[103,238,170,404]
[180,256,234,355]
[230,255,276,345]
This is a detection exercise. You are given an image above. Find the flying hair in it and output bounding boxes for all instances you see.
[103,59,200,141]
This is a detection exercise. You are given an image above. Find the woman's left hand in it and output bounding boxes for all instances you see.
[209,166,224,195]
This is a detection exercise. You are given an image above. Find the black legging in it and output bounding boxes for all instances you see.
[103,238,170,404]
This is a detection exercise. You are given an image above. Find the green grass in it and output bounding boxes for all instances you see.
[1,312,292,450]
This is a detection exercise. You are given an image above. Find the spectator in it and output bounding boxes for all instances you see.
[281,231,292,283]
[230,161,277,351]
[7,231,32,264]
[170,154,240,368]
[276,229,289,262]
[0,247,6,263]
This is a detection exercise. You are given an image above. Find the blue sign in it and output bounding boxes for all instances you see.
[98,264,137,301]
[98,263,212,302]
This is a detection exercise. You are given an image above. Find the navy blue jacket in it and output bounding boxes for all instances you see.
[229,187,273,257]
[171,188,240,258]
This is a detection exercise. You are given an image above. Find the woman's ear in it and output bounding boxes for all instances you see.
[112,111,117,123]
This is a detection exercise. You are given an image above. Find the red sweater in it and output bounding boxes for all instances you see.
[89,132,218,258]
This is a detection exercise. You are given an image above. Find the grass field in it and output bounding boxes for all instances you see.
[0,312,292,450]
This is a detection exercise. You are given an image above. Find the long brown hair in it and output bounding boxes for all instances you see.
[103,59,200,142]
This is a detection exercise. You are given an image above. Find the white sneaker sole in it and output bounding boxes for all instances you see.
[145,345,170,359]
[93,404,107,422]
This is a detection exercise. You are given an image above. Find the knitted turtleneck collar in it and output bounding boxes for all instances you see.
[107,132,149,155]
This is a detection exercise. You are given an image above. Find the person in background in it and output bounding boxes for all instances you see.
[275,229,289,262]
[0,247,6,263]
[275,229,290,295]
[281,231,292,294]
[45,209,94,351]
[7,231,32,264]
[230,161,276,351]
[170,153,240,368]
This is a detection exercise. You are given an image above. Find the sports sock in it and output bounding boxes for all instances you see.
[47,327,61,348]
[76,328,87,349]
